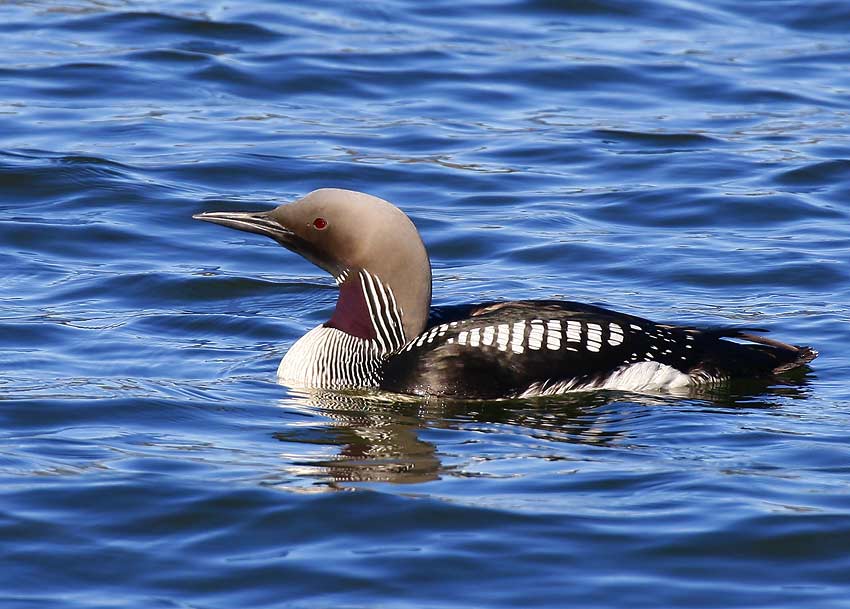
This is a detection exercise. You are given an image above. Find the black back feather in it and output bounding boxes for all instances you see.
[381,300,816,398]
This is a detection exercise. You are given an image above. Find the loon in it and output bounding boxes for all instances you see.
[194,188,817,399]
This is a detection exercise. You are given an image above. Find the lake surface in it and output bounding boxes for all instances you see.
[2,1,850,607]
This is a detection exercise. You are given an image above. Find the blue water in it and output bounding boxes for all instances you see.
[2,1,850,607]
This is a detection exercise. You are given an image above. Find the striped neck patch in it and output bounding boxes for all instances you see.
[326,268,406,355]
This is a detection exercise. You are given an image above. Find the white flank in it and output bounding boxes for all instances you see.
[596,361,692,391]
[517,361,695,398]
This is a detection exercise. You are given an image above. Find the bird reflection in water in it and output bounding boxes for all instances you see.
[270,373,813,488]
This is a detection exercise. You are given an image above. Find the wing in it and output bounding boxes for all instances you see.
[381,300,814,399]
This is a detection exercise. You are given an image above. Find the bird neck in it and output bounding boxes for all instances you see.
[326,269,415,353]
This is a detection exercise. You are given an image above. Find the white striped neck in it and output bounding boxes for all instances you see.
[326,269,407,354]
[278,325,382,389]
[278,269,412,390]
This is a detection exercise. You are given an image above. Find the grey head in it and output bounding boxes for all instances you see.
[194,188,432,342]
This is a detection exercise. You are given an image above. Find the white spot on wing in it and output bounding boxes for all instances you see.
[469,327,481,347]
[546,320,561,350]
[528,321,544,350]
[511,320,526,354]
[566,320,581,342]
[496,324,510,351]
[482,326,495,346]
[608,323,624,346]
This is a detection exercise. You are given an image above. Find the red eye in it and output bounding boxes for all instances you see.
[313,217,328,230]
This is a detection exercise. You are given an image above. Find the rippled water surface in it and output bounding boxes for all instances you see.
[2,1,850,607]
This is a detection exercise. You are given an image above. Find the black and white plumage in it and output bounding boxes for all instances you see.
[194,188,817,399]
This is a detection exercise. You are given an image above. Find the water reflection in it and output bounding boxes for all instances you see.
[274,390,445,485]
[272,376,814,486]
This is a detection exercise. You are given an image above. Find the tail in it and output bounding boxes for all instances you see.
[691,325,817,378]
[735,332,818,373]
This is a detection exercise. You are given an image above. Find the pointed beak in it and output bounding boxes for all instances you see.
[193,208,337,274]
[192,210,295,244]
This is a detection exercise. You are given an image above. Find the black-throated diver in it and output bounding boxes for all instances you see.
[194,188,817,399]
